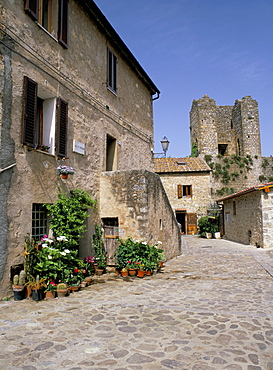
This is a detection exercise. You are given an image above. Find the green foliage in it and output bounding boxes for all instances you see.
[190,142,199,157]
[198,216,219,236]
[216,187,235,196]
[93,225,107,269]
[262,159,269,168]
[204,155,212,163]
[45,190,96,249]
[114,238,164,271]
[268,176,273,182]
[259,175,266,183]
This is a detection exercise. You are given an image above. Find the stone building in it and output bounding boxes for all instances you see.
[217,182,273,249]
[155,157,212,234]
[190,94,261,157]
[0,0,180,297]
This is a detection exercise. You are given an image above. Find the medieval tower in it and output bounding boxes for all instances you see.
[189,95,271,198]
[190,95,261,158]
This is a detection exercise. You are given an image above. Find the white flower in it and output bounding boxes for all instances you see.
[57,236,68,241]
[142,241,147,245]
[48,255,53,259]
[60,252,66,256]
[42,243,48,248]
[157,241,162,244]
[43,237,53,243]
[64,249,70,253]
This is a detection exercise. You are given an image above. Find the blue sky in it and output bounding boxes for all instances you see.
[94,0,273,157]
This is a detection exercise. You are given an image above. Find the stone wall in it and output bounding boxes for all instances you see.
[222,192,263,247]
[158,172,212,219]
[100,170,181,260]
[0,0,160,297]
[261,188,273,248]
[190,95,261,158]
[222,188,273,249]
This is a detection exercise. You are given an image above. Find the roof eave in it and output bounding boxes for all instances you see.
[76,0,160,96]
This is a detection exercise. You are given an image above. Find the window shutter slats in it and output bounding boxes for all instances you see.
[22,76,37,148]
[24,0,39,20]
[56,98,68,157]
[58,0,69,49]
[177,185,182,199]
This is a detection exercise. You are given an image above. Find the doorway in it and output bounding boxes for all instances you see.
[175,211,186,234]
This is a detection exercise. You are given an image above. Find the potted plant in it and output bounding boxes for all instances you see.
[25,275,46,301]
[56,165,75,179]
[12,271,26,301]
[56,283,68,297]
[44,281,57,299]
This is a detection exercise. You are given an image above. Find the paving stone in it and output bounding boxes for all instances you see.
[1,236,273,369]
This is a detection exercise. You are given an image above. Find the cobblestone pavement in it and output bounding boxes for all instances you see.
[1,236,273,370]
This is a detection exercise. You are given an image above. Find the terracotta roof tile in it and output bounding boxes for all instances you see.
[154,157,211,173]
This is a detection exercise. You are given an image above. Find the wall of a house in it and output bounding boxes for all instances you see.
[100,170,181,260]
[0,0,156,297]
[261,189,273,248]
[158,172,212,219]
[222,192,263,247]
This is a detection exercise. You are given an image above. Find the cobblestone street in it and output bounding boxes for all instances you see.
[1,236,273,370]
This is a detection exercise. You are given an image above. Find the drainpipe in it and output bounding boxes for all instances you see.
[0,163,16,173]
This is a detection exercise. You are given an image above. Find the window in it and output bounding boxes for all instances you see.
[22,76,68,157]
[32,203,48,241]
[24,0,69,48]
[107,48,117,93]
[233,200,236,215]
[106,134,117,171]
[218,144,228,156]
[177,185,192,198]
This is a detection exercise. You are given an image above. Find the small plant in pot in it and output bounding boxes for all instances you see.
[56,283,68,297]
[12,271,26,301]
[44,281,57,299]
[25,275,46,301]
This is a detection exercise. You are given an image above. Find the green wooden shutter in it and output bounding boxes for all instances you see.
[24,0,39,20]
[58,0,69,49]
[22,76,37,148]
[56,98,68,157]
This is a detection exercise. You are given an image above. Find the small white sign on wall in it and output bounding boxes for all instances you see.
[73,140,85,155]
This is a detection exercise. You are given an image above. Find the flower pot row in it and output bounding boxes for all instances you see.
[117,265,164,278]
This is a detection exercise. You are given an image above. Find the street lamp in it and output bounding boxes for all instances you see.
[154,136,170,158]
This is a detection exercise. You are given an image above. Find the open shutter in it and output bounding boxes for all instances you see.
[22,76,37,148]
[56,98,68,157]
[58,0,69,49]
[24,0,39,20]
[177,185,182,198]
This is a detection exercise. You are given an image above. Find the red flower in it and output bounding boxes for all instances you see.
[74,268,79,273]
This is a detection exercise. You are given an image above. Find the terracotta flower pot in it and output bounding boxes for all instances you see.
[121,270,128,277]
[61,173,68,179]
[45,291,55,299]
[137,270,145,278]
[128,268,137,276]
[57,289,67,297]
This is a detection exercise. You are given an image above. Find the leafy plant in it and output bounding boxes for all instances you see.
[198,216,219,236]
[93,225,107,269]
[190,142,199,157]
[45,190,96,249]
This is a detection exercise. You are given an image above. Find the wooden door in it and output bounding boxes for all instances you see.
[187,213,197,235]
[103,226,119,265]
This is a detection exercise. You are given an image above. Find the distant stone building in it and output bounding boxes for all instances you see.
[155,157,212,234]
[0,0,180,298]
[190,95,273,198]
[217,182,273,248]
[190,94,261,157]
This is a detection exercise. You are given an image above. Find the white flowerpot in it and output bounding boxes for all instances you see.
[206,232,212,239]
